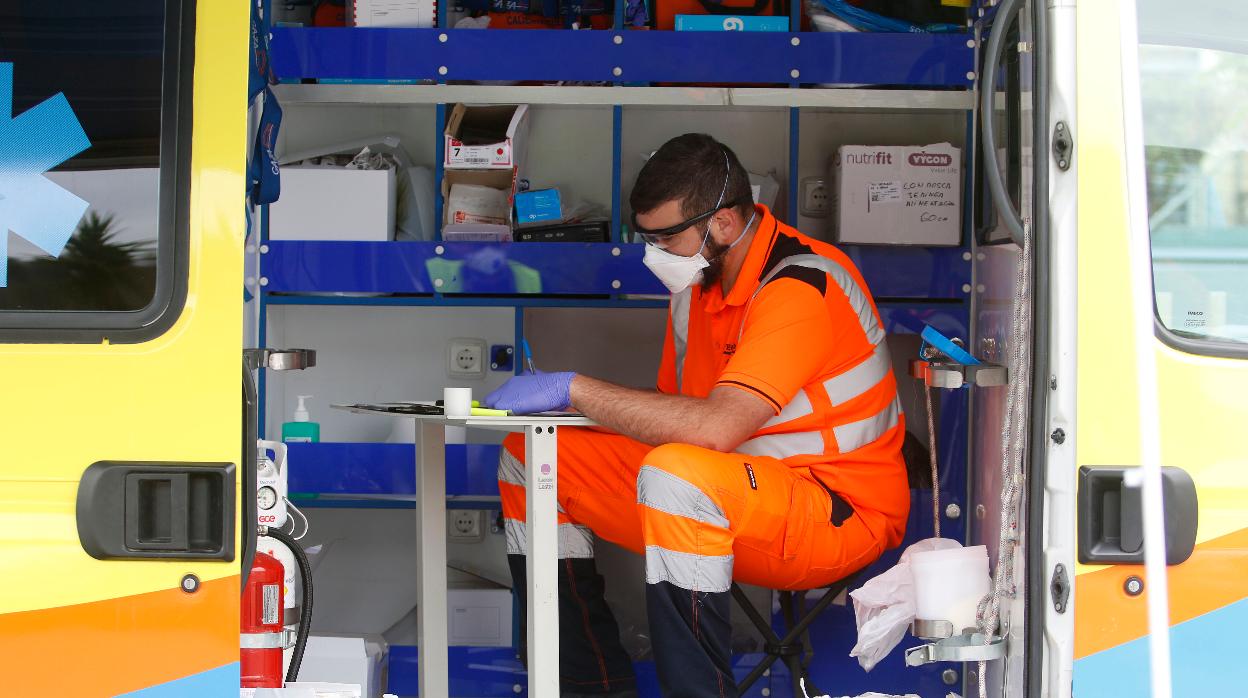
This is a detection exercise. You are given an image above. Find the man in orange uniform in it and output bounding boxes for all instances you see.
[484,134,909,698]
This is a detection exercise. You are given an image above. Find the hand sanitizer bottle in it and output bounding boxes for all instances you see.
[281,395,320,443]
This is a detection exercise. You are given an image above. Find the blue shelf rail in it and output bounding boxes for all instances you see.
[270,28,975,87]
[287,442,502,502]
[260,241,971,299]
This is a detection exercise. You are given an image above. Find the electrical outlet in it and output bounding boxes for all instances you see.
[449,338,486,378]
[448,510,484,542]
[800,176,830,218]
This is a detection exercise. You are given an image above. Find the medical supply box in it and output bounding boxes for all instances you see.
[444,103,530,170]
[349,0,436,27]
[831,143,962,246]
[674,15,789,31]
[514,188,563,226]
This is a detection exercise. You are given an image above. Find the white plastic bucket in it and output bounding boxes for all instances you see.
[910,544,990,632]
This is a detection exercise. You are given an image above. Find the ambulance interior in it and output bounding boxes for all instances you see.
[251,3,1040,697]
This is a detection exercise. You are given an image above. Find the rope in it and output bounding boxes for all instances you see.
[977,216,1033,698]
[924,383,941,538]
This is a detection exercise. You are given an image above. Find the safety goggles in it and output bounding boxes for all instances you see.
[631,196,745,246]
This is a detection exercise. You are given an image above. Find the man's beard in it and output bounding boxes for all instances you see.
[699,237,730,289]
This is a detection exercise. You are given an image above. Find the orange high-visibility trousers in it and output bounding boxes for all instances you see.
[498,427,889,592]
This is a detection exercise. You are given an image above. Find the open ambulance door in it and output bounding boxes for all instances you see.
[1067,0,1248,696]
[0,1,249,695]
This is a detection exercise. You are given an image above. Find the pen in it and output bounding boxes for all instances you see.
[521,338,537,374]
[470,407,511,417]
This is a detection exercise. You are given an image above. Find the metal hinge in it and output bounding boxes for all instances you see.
[1053,122,1073,171]
[1050,563,1071,613]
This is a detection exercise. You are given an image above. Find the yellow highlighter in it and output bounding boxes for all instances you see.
[470,407,512,417]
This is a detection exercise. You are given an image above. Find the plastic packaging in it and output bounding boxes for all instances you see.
[812,0,963,33]
[848,537,961,671]
[910,544,990,631]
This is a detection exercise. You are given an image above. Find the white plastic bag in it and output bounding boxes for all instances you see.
[798,679,921,698]
[848,537,961,671]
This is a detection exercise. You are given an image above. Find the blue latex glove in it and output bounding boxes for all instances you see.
[483,371,576,415]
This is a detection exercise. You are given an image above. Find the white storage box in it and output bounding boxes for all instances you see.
[349,0,436,28]
[296,634,388,698]
[269,168,396,241]
[832,143,962,246]
[443,103,530,170]
[448,587,513,647]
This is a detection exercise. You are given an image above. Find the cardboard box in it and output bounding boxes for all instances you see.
[444,104,530,170]
[297,634,388,697]
[514,188,563,226]
[448,587,513,647]
[269,167,396,241]
[674,15,790,31]
[832,143,961,246]
[349,0,436,28]
[442,169,518,232]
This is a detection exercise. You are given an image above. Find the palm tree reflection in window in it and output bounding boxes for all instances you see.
[1,211,157,311]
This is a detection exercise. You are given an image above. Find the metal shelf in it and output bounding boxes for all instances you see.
[273,83,974,111]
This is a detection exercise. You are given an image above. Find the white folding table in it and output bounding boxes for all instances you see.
[334,405,593,698]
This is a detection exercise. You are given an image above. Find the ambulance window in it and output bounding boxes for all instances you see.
[1139,0,1248,350]
[0,0,190,341]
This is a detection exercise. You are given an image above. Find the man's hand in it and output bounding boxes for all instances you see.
[483,371,576,414]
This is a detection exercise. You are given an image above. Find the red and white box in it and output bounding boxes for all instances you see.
[443,103,530,170]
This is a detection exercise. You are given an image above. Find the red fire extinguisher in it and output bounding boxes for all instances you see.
[241,551,285,688]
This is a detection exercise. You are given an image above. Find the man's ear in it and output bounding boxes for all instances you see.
[710,207,739,244]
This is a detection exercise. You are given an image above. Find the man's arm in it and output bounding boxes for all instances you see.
[569,375,775,452]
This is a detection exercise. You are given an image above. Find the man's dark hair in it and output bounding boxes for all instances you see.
[630,133,754,224]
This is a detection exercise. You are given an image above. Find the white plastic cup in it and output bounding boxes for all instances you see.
[443,387,473,417]
[910,544,990,632]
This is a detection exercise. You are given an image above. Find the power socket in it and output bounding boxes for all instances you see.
[448,338,486,378]
[800,176,830,218]
[448,510,484,543]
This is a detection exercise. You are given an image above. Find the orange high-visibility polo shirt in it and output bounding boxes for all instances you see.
[657,205,909,548]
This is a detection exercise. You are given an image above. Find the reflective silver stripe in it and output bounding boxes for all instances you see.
[737,430,825,459]
[670,288,692,391]
[240,632,284,649]
[505,518,526,554]
[636,465,729,529]
[833,397,902,453]
[763,388,814,428]
[507,519,594,558]
[824,343,893,406]
[558,523,595,559]
[498,449,525,487]
[645,545,734,593]
[744,254,885,346]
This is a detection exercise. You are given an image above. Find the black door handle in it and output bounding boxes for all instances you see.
[1077,466,1198,565]
[78,461,236,561]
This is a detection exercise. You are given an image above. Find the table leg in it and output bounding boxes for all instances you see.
[526,424,560,697]
[418,421,449,698]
